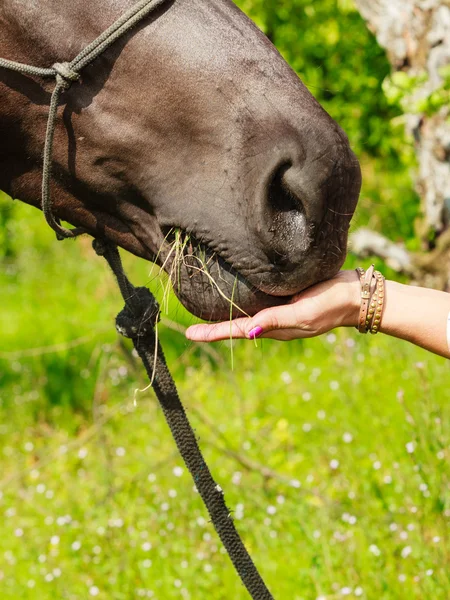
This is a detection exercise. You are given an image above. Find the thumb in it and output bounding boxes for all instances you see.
[247,302,301,338]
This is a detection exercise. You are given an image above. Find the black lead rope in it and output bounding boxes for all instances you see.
[93,239,274,600]
[1,0,274,595]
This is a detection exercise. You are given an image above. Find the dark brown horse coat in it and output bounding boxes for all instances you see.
[0,0,361,319]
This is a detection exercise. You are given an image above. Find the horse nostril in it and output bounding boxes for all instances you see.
[263,162,310,267]
[268,162,304,216]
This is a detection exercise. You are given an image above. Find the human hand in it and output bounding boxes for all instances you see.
[186,270,361,342]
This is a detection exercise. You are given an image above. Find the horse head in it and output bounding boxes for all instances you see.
[0,0,361,320]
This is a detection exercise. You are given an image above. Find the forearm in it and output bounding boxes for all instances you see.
[378,281,450,359]
[186,270,450,353]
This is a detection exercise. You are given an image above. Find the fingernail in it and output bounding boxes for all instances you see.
[248,326,263,340]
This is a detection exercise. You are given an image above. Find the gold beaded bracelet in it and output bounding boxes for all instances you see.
[369,271,385,334]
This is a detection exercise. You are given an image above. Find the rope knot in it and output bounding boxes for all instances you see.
[116,287,160,339]
[92,238,109,257]
[52,62,80,90]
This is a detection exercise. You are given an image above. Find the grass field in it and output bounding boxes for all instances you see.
[0,196,449,599]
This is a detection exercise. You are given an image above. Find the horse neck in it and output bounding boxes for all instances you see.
[0,0,131,65]
[0,0,135,195]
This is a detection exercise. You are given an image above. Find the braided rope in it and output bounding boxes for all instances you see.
[1,3,275,595]
[93,240,274,600]
[0,0,167,239]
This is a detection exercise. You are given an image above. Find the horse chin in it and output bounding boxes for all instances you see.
[172,272,290,322]
[160,234,291,321]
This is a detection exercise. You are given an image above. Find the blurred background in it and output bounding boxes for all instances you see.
[0,1,449,598]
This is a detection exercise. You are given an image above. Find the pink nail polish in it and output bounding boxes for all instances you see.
[248,326,263,340]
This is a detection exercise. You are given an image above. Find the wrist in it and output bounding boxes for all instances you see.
[333,270,362,327]
[377,280,406,336]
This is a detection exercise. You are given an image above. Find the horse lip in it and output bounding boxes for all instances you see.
[159,225,295,306]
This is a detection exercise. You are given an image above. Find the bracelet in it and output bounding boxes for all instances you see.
[369,271,385,334]
[355,264,375,334]
[355,265,386,335]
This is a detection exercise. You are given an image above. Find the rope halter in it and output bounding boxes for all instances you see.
[52,62,81,90]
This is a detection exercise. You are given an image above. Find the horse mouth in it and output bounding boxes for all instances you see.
[159,228,291,321]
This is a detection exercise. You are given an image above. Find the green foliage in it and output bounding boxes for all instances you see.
[0,190,449,600]
[384,65,450,117]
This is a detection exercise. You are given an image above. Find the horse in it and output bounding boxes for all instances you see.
[0,0,362,321]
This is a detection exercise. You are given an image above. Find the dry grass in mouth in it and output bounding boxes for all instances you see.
[144,228,251,368]
[151,228,250,322]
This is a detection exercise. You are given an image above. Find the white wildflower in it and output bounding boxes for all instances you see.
[401,546,412,558]
[405,441,415,454]
[78,448,88,459]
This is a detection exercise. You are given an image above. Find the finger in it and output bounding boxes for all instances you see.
[246,302,302,336]
[186,318,251,342]
[187,301,305,342]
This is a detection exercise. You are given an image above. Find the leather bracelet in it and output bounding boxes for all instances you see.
[355,266,386,335]
[356,264,375,334]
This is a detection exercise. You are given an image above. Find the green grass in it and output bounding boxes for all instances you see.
[0,198,449,600]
